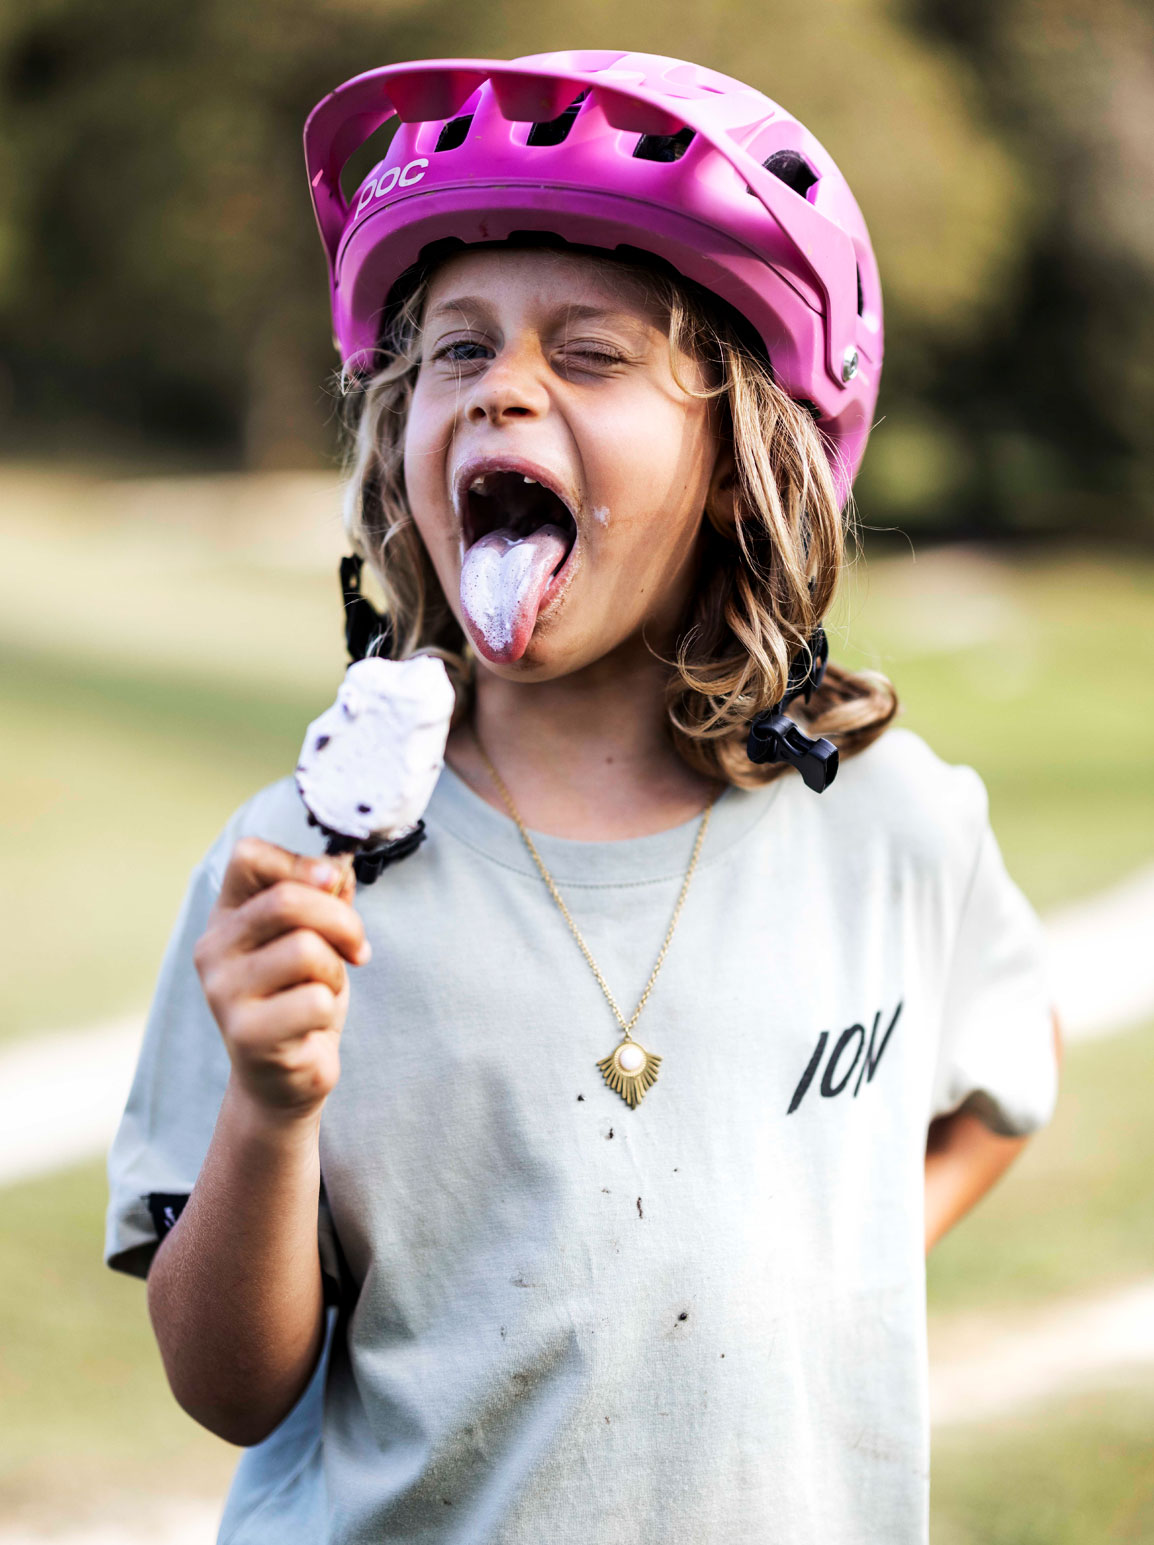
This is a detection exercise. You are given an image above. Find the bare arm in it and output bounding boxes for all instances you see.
[146,840,368,1447]
[924,1008,1063,1253]
[147,1086,327,1446]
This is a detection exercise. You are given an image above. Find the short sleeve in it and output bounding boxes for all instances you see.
[930,779,1059,1137]
[103,790,343,1299]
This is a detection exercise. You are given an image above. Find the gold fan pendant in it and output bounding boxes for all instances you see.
[596,1038,662,1108]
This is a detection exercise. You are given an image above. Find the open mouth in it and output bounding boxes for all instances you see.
[455,463,581,665]
[461,469,578,569]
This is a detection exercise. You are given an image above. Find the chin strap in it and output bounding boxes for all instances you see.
[746,627,839,793]
[341,554,392,663]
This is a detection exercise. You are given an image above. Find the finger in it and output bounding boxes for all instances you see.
[218,837,345,912]
[232,981,343,1048]
[233,881,369,965]
[240,929,349,1001]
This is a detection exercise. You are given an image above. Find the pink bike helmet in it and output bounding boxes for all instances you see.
[303,50,883,506]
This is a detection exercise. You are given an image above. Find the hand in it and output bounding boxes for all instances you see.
[193,838,370,1120]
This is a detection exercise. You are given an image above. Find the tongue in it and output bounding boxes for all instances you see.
[459,524,569,664]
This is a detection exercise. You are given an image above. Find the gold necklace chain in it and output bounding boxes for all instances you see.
[472,732,716,1042]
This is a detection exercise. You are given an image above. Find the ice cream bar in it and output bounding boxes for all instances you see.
[295,656,455,870]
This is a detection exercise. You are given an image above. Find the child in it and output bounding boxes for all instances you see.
[106,51,1059,1543]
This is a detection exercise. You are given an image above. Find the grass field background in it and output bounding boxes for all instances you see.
[2,466,1152,1537]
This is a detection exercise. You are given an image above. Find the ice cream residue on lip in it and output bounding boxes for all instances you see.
[294,655,455,847]
[459,525,569,664]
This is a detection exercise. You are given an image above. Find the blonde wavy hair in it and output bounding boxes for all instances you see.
[337,247,897,788]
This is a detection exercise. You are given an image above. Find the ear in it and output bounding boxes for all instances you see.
[705,443,738,536]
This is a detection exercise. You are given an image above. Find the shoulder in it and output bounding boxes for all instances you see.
[821,726,989,879]
[202,776,326,890]
[836,726,987,824]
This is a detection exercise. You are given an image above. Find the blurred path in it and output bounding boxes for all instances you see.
[0,1499,221,1545]
[3,862,1152,1189]
[0,1016,143,1187]
[930,1277,1154,1425]
[1043,861,1154,1041]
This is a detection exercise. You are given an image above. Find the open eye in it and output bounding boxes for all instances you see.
[430,338,492,365]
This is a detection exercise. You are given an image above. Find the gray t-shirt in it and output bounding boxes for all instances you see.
[105,727,1057,1544]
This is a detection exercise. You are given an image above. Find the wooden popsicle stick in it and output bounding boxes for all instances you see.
[330,851,356,895]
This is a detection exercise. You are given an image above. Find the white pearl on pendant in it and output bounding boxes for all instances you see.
[616,1043,646,1073]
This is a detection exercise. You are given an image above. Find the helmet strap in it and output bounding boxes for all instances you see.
[340,554,392,663]
[746,626,839,792]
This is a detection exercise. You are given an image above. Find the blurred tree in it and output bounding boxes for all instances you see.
[904,0,1154,540]
[0,0,435,467]
[2,0,1148,540]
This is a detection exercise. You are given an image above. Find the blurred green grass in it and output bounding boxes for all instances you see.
[832,548,1154,909]
[0,469,347,1040]
[0,1158,236,1527]
[927,1020,1154,1316]
[0,648,310,1039]
[931,1383,1154,1544]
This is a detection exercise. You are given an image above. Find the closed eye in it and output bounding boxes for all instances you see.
[553,341,632,375]
[565,348,624,365]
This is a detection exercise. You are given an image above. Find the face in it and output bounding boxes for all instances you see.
[402,247,730,678]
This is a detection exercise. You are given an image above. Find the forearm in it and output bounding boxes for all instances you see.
[923,1105,1028,1252]
[925,1010,1061,1252]
[146,1075,327,1446]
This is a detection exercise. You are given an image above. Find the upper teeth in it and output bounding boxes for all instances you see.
[467,472,540,492]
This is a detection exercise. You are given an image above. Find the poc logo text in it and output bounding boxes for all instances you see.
[355,158,429,218]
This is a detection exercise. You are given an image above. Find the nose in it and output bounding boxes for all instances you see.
[465,338,550,425]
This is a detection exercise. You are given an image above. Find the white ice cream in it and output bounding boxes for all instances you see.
[295,656,455,845]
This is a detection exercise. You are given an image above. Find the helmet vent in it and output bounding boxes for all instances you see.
[633,127,695,163]
[338,117,401,202]
[435,114,474,153]
[856,263,865,317]
[527,90,589,147]
[762,149,818,199]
